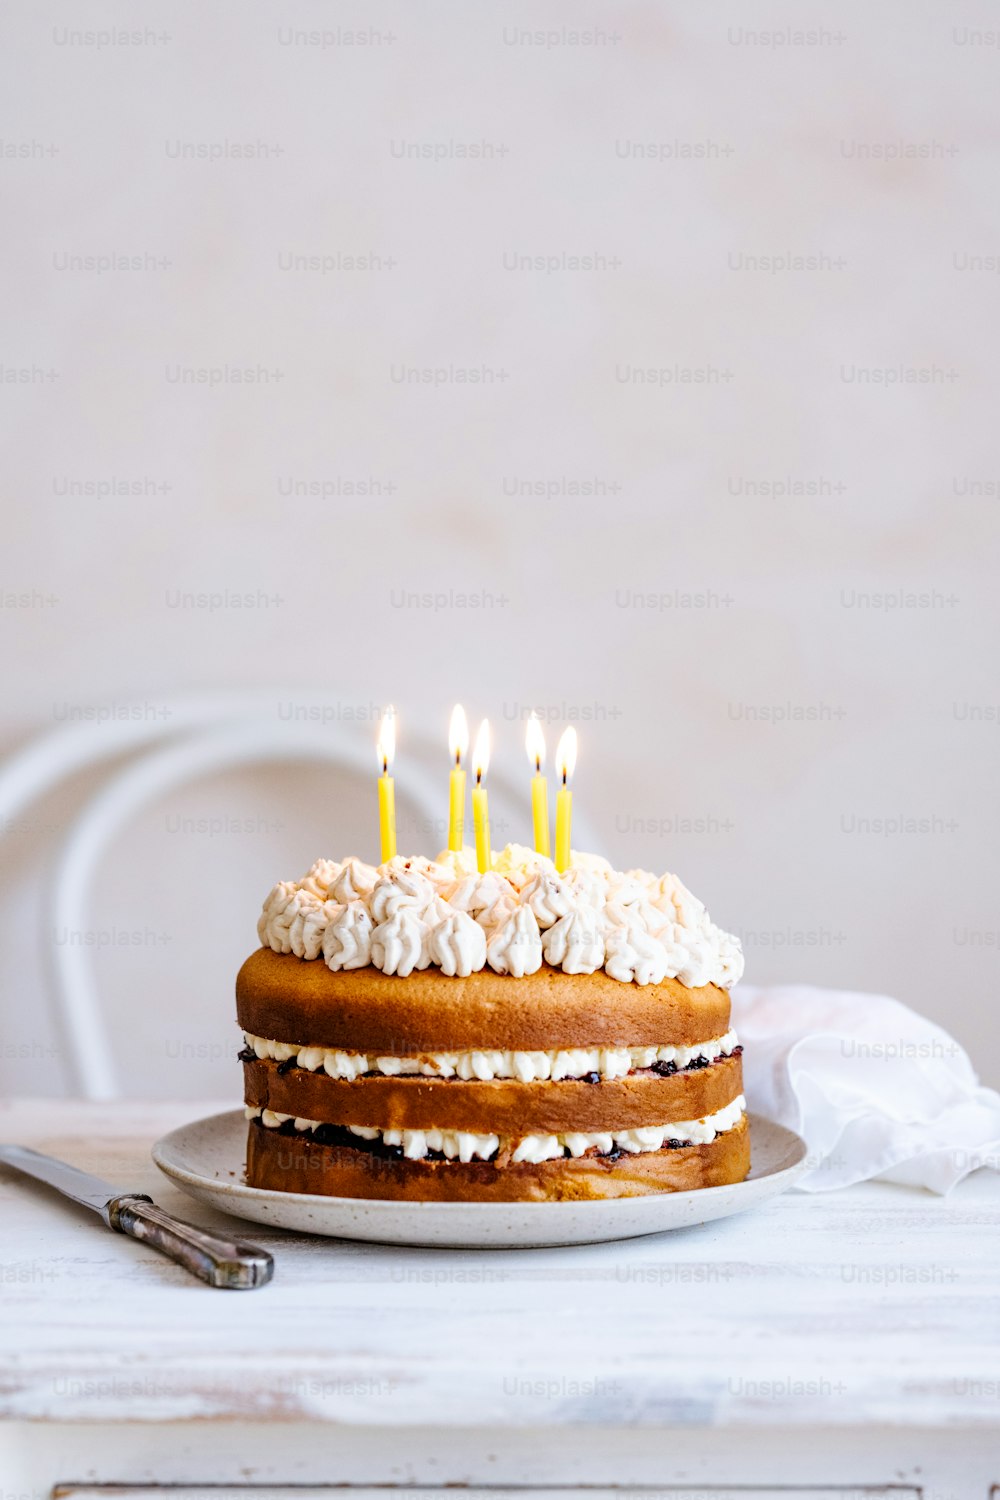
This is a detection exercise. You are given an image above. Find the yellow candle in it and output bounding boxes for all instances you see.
[449,766,466,852]
[531,775,549,857]
[472,718,492,872]
[525,711,550,857]
[376,706,397,863]
[378,775,396,864]
[448,704,469,852]
[554,726,577,873]
[554,783,571,872]
[473,783,491,873]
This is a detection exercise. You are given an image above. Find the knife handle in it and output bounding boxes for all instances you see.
[108,1194,274,1289]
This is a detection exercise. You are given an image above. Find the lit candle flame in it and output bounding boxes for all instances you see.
[449,704,469,766]
[525,711,546,773]
[473,718,491,785]
[377,705,396,774]
[555,726,577,785]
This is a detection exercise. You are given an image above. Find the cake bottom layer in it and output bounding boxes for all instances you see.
[245,1114,751,1202]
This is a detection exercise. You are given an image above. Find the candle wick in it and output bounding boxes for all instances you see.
[476,770,483,787]
[455,751,461,768]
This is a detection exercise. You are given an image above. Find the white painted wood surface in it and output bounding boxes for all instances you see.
[6,1422,1000,1499]
[1,1097,998,1440]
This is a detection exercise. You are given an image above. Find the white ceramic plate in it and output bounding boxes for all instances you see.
[152,1109,808,1249]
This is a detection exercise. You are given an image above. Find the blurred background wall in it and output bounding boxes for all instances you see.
[2,0,999,1099]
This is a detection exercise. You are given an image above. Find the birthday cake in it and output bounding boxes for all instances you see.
[237,844,748,1202]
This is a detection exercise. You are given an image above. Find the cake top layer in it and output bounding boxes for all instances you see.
[236,950,734,1052]
[256,843,743,991]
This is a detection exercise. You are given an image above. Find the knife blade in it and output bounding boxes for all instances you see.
[0,1143,274,1290]
[0,1143,137,1222]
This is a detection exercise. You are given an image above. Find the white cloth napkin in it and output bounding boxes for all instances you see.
[731,984,1000,1193]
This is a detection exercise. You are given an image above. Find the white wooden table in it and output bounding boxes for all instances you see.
[1,1099,998,1499]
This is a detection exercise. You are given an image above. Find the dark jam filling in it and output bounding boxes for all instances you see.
[256,1115,417,1161]
[242,1043,741,1081]
[250,1115,695,1163]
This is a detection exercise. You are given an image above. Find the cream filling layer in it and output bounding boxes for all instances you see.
[243,1028,739,1082]
[245,1094,746,1164]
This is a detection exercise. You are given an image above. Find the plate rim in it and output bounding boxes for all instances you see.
[152,1106,809,1215]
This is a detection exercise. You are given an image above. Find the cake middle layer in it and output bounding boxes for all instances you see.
[242,1048,744,1133]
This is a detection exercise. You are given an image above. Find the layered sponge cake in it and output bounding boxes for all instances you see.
[237,845,748,1202]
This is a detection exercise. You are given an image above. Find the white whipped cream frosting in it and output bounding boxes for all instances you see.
[257,845,743,990]
[486,904,543,978]
[321,902,373,971]
[246,1094,746,1162]
[243,1028,739,1082]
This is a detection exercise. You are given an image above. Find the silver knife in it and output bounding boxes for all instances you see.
[0,1143,273,1290]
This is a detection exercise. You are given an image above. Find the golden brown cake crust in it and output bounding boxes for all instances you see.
[243,1053,743,1134]
[236,949,731,1052]
[245,1114,751,1201]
